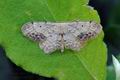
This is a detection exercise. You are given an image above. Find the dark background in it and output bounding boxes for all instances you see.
[0,0,120,80]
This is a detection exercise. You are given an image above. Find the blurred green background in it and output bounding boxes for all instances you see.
[0,0,120,80]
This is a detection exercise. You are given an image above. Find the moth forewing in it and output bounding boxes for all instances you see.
[21,22,47,42]
[21,22,33,35]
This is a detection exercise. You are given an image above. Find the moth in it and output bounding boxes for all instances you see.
[21,21,102,54]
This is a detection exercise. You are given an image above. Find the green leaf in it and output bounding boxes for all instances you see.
[0,0,107,80]
[112,55,120,80]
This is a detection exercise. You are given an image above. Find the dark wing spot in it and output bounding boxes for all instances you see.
[39,33,46,40]
[77,32,95,41]
[89,21,92,23]
[77,33,85,40]
[27,32,46,42]
[82,25,83,27]
[32,33,35,35]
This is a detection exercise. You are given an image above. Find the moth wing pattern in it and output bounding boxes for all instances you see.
[67,21,102,41]
[21,22,62,53]
[39,31,62,54]
[63,33,82,51]
[21,21,102,54]
[21,22,48,42]
[79,21,102,41]
[64,21,102,51]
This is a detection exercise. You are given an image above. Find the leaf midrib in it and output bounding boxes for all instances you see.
[40,1,99,79]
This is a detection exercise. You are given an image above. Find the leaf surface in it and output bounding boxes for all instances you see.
[0,0,107,80]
